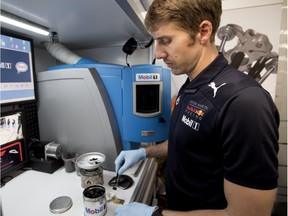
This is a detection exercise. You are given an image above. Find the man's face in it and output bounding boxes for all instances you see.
[152,22,203,78]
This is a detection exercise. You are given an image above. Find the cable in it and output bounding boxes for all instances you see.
[122,37,154,66]
[126,54,130,67]
[138,37,154,49]
[144,37,154,48]
[28,138,40,151]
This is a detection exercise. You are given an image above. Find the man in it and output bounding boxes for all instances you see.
[115,0,279,215]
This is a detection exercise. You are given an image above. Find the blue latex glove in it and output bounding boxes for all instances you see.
[115,202,156,216]
[115,148,146,175]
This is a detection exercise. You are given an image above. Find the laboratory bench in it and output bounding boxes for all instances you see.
[0,158,158,216]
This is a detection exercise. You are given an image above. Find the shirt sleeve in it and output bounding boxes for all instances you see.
[221,86,279,190]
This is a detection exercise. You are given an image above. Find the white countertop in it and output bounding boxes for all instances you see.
[0,160,150,216]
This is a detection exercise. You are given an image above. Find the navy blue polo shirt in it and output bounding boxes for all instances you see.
[166,54,279,211]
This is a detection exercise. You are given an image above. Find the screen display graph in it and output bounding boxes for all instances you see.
[0,31,37,105]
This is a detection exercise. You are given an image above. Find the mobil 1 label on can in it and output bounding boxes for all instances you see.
[83,185,107,216]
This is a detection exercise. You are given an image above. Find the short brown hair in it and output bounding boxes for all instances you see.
[144,0,222,42]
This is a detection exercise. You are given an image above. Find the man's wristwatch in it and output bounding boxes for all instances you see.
[152,207,163,216]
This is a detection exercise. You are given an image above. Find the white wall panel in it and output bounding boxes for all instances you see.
[222,0,283,10]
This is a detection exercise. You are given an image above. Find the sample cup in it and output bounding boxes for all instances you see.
[73,154,81,176]
[83,185,107,216]
[62,152,76,173]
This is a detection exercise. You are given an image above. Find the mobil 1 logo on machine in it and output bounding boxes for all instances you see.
[136,73,161,81]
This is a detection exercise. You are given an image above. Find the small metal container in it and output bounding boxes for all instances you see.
[80,167,104,188]
[45,142,62,159]
[76,152,105,188]
[76,152,105,170]
[83,185,107,216]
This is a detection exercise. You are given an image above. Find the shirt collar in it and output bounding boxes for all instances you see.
[183,53,228,90]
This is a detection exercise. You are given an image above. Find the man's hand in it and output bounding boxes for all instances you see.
[115,148,146,175]
[115,202,156,216]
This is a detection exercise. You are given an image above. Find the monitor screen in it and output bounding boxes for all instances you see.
[0,30,37,106]
[136,84,160,113]
[133,82,163,117]
[0,109,28,177]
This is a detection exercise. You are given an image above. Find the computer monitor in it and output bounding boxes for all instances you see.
[0,109,29,177]
[0,30,37,106]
